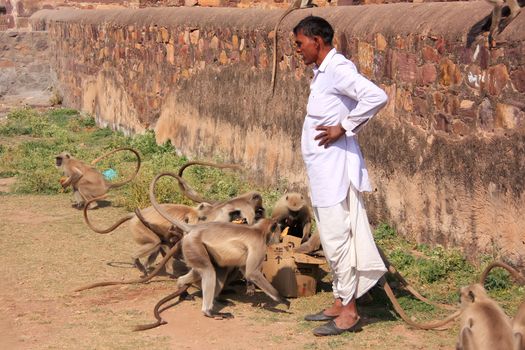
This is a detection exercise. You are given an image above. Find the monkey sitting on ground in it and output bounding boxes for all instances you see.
[513,300,525,350]
[168,217,290,318]
[456,283,514,350]
[56,147,141,209]
[271,192,313,243]
[83,197,210,276]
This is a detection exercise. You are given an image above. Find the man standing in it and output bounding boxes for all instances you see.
[294,16,388,336]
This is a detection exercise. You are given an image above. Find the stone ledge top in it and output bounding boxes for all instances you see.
[30,3,524,42]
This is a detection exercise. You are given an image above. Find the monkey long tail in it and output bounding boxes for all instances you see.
[149,172,192,233]
[377,247,455,311]
[91,147,141,189]
[177,160,241,204]
[381,277,461,330]
[480,261,525,286]
[133,285,190,331]
[270,15,280,96]
[73,240,182,292]
[83,196,134,234]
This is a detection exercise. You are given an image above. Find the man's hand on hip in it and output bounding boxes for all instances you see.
[314,124,346,148]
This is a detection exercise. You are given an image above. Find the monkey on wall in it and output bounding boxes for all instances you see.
[271,0,315,95]
[55,147,141,209]
[485,0,522,45]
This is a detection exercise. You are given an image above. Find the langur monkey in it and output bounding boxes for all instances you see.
[83,197,209,276]
[271,0,315,95]
[513,301,525,350]
[55,147,141,209]
[485,0,522,45]
[167,216,290,318]
[271,192,313,243]
[456,283,514,350]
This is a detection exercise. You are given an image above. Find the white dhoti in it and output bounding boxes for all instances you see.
[313,184,387,305]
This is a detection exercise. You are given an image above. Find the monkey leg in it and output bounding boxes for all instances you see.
[73,190,86,209]
[457,325,475,350]
[243,254,289,308]
[514,332,524,350]
[489,2,504,41]
[132,241,162,276]
[198,266,219,317]
[177,269,201,288]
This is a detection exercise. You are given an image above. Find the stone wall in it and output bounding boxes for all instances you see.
[1,0,473,30]
[0,31,53,112]
[31,4,525,269]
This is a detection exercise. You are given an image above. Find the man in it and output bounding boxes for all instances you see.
[294,16,388,336]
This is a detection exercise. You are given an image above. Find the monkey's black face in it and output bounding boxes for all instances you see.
[55,156,63,167]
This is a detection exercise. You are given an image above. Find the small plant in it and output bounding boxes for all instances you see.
[374,223,396,240]
[483,267,512,290]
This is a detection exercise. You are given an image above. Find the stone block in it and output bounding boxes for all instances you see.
[445,94,459,115]
[484,64,509,96]
[458,100,476,120]
[392,51,417,83]
[166,43,175,64]
[495,103,521,129]
[465,64,483,90]
[439,58,462,86]
[421,45,439,63]
[357,41,374,79]
[510,67,525,93]
[210,36,219,50]
[219,50,228,65]
[417,63,437,85]
[190,29,199,45]
[435,37,446,54]
[413,96,430,117]
[433,92,445,111]
[232,34,239,50]
[376,33,387,51]
[451,120,471,136]
[395,88,413,113]
[433,113,450,133]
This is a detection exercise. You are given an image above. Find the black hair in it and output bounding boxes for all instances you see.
[293,16,334,45]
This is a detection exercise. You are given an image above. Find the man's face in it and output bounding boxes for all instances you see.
[294,30,319,66]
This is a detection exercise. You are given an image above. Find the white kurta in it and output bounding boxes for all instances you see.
[301,48,388,207]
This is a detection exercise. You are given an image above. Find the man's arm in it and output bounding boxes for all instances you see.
[333,63,388,136]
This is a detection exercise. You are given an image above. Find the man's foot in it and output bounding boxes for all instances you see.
[312,317,362,336]
[334,313,359,329]
[304,310,337,321]
[304,299,343,321]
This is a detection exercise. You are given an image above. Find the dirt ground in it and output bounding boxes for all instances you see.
[0,192,459,350]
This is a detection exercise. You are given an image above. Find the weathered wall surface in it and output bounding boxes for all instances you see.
[0,31,53,113]
[31,4,525,269]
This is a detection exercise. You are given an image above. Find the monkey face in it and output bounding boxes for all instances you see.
[55,152,70,167]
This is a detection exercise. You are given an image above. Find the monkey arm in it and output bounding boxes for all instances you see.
[61,168,84,188]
